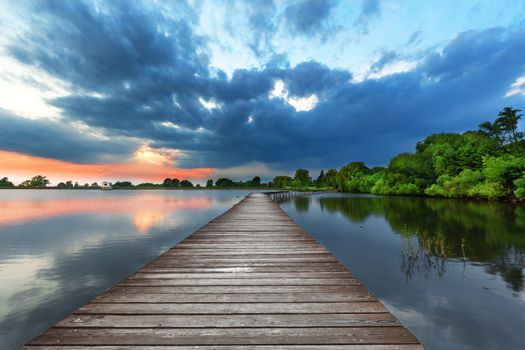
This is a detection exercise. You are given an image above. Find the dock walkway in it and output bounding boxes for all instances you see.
[24,192,423,349]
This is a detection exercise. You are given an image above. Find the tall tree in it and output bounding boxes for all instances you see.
[273,176,293,188]
[294,169,311,187]
[206,179,214,187]
[180,179,194,188]
[21,175,50,188]
[0,177,14,187]
[479,107,524,147]
[251,176,261,186]
[316,169,325,186]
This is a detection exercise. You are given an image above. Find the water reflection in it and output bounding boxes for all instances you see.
[315,195,525,291]
[0,189,250,350]
[282,194,525,350]
[0,192,213,233]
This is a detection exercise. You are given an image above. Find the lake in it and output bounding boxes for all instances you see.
[1,190,524,349]
[0,189,254,349]
[281,193,525,350]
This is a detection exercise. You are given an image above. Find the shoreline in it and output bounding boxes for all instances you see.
[1,187,522,203]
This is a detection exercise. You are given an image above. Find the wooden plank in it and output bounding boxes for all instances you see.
[56,313,396,328]
[140,263,346,274]
[131,272,352,279]
[102,285,367,294]
[117,277,359,286]
[28,327,419,345]
[74,302,388,314]
[150,256,340,262]
[93,291,375,303]
[175,243,323,248]
[24,192,423,348]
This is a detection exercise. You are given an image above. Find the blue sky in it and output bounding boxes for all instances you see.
[0,0,524,183]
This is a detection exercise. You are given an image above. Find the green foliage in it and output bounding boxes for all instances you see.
[20,175,50,188]
[113,181,133,188]
[0,177,14,187]
[514,176,525,200]
[251,176,261,186]
[323,169,338,187]
[163,178,180,187]
[215,178,235,187]
[273,175,293,188]
[294,168,311,187]
[331,106,525,201]
[206,179,214,187]
[180,179,194,188]
[479,107,524,148]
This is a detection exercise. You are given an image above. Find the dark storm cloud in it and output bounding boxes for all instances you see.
[284,0,337,36]
[4,0,525,171]
[355,0,381,34]
[283,61,352,97]
[0,109,138,162]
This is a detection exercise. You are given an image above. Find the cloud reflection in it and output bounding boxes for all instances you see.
[0,193,212,234]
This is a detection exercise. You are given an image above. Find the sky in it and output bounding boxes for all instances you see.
[0,0,525,185]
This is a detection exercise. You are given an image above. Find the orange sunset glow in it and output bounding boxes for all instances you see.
[0,148,215,185]
[0,193,213,233]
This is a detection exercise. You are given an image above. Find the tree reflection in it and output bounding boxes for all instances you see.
[293,196,311,213]
[318,195,525,291]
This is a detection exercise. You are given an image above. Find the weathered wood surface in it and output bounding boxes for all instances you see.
[24,192,423,349]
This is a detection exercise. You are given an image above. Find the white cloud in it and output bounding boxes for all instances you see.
[505,75,525,97]
[288,94,319,112]
[0,55,69,119]
[361,60,418,81]
[199,96,220,110]
[269,80,319,112]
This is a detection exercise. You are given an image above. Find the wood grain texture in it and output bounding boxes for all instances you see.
[25,192,423,349]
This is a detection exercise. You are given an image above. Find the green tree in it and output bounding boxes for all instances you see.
[514,176,525,200]
[0,177,14,187]
[20,175,50,188]
[294,168,311,187]
[273,176,293,188]
[315,169,325,186]
[206,179,214,187]
[335,162,369,191]
[113,181,133,188]
[479,107,524,148]
[251,176,261,186]
[180,179,194,188]
[215,178,235,187]
[323,169,338,187]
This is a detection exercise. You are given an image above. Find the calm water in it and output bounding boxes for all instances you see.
[281,194,525,350]
[0,189,254,349]
[1,191,524,349]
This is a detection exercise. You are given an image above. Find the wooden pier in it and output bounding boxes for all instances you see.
[24,192,423,349]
